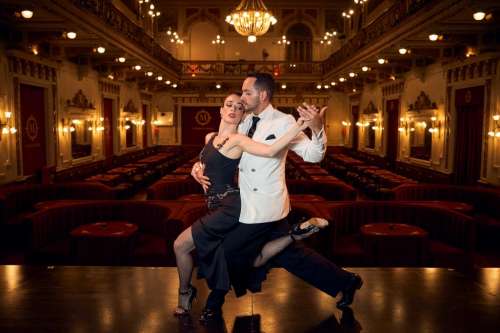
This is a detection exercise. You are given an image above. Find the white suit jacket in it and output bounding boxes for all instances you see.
[237,104,327,224]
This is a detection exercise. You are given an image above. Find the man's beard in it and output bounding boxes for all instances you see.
[244,100,259,113]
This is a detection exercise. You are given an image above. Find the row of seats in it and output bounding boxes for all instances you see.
[19,199,475,269]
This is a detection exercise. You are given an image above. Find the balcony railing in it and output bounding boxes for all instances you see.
[323,0,439,74]
[182,61,324,78]
[68,0,182,73]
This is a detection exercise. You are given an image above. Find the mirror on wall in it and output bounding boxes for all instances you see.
[365,121,376,149]
[125,119,137,147]
[71,119,93,159]
[409,117,432,160]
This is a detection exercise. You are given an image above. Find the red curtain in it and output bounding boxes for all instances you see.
[20,84,46,176]
[454,86,484,185]
[386,99,400,164]
[142,104,148,147]
[351,105,359,150]
[181,107,219,145]
[103,98,114,163]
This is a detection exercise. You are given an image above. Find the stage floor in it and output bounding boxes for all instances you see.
[0,266,499,332]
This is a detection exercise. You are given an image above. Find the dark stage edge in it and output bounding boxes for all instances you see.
[0,266,499,333]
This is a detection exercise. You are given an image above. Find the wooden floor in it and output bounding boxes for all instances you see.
[0,266,499,333]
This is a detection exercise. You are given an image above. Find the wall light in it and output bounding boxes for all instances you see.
[398,117,409,134]
[21,10,34,19]
[473,11,486,21]
[488,114,500,138]
[428,116,441,136]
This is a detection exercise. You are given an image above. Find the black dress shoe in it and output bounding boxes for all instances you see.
[199,307,223,323]
[336,274,363,309]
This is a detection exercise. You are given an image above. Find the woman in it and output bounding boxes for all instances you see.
[173,92,327,316]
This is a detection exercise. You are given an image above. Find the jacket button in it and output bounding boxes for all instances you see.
[251,168,256,172]
[253,188,258,191]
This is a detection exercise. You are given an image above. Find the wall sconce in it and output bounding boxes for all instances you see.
[398,117,409,134]
[0,96,17,136]
[428,116,441,136]
[488,114,500,138]
[371,117,383,131]
[95,117,105,131]
[341,120,351,127]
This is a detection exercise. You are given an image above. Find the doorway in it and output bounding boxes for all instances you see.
[20,84,46,176]
[453,86,484,185]
[102,97,114,164]
[386,99,400,166]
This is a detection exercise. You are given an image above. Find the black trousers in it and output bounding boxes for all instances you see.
[205,217,353,310]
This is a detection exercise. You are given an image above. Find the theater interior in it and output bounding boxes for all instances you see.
[0,0,500,332]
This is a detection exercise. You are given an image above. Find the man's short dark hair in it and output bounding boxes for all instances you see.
[247,72,275,101]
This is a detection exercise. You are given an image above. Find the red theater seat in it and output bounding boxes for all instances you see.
[391,184,500,251]
[316,201,476,269]
[24,200,184,266]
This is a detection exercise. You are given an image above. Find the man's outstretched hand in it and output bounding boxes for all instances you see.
[191,161,211,192]
[297,102,327,135]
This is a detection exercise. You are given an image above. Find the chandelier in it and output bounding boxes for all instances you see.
[225,0,277,43]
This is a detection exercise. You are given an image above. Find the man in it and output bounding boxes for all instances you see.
[192,72,362,322]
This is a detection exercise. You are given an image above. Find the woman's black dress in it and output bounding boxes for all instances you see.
[191,136,272,295]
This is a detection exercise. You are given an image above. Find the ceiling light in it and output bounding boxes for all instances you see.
[331,82,336,86]
[398,47,408,55]
[21,10,33,19]
[226,0,277,43]
[316,84,322,89]
[349,72,356,77]
[324,85,330,89]
[96,46,106,54]
[362,66,370,72]
[353,89,357,92]
[66,31,77,39]
[339,77,346,82]
[378,58,386,64]
[157,76,163,81]
[165,80,171,85]
[172,83,178,88]
[428,33,439,41]
[473,11,486,21]
[134,65,142,70]
[118,57,126,63]
[216,84,221,89]
[146,71,153,77]
[281,84,286,89]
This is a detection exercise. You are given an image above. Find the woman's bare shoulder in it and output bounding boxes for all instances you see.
[205,132,217,144]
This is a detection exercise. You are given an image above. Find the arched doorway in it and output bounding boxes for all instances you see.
[286,23,312,63]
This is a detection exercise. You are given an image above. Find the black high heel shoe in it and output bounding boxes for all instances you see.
[174,285,197,316]
[199,307,223,323]
[290,217,329,241]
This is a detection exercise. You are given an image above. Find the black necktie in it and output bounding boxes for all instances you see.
[247,116,260,138]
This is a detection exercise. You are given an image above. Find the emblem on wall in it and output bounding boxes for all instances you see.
[25,115,38,142]
[195,110,212,126]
